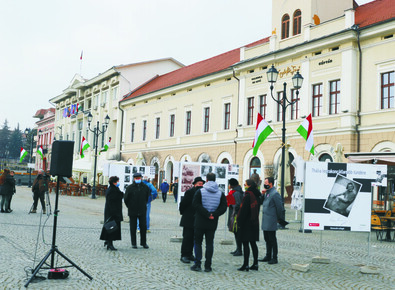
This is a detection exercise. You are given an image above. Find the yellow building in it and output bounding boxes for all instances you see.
[119,0,395,200]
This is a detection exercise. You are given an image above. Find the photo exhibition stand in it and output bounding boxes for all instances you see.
[293,162,387,274]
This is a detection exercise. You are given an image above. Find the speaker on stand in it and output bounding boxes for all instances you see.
[25,141,92,287]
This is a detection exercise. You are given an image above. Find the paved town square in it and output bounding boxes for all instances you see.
[1,186,394,289]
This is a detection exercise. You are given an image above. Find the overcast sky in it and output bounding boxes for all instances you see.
[0,0,373,131]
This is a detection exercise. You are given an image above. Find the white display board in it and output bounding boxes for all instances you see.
[304,162,387,232]
[104,163,155,192]
[176,162,239,206]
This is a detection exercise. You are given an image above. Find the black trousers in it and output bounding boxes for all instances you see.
[129,215,146,246]
[263,230,278,259]
[241,241,258,266]
[162,192,167,202]
[194,228,215,268]
[181,227,194,258]
[33,190,45,210]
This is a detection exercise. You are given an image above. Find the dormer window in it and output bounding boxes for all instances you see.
[281,14,290,39]
[293,10,301,35]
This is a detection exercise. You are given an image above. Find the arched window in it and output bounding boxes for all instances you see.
[293,10,301,36]
[319,153,333,162]
[250,157,261,176]
[221,158,230,164]
[281,14,290,39]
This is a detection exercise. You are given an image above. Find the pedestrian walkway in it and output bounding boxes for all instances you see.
[0,186,394,289]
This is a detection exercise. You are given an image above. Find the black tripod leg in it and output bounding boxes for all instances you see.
[24,248,53,287]
[55,248,93,280]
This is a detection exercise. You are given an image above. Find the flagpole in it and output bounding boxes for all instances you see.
[80,50,83,76]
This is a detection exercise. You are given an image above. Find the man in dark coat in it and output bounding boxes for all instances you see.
[30,170,48,214]
[179,176,204,263]
[191,173,227,272]
[124,172,151,249]
[171,177,179,203]
[259,177,283,265]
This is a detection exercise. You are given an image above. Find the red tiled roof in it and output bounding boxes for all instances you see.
[245,37,270,48]
[122,37,271,101]
[122,48,241,101]
[355,0,395,28]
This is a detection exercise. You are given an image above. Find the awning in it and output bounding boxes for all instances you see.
[72,159,92,172]
[344,152,395,164]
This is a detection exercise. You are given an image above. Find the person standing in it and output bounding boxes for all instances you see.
[7,171,16,212]
[236,179,260,271]
[124,172,151,249]
[191,173,227,272]
[179,176,204,263]
[171,177,179,203]
[160,179,169,203]
[0,169,14,213]
[259,177,283,265]
[100,176,123,251]
[30,170,48,214]
[138,177,157,233]
[227,178,243,256]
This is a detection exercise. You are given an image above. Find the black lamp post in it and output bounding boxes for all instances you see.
[87,113,110,199]
[24,128,35,187]
[267,64,303,223]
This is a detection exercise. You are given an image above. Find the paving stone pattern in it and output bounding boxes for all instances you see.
[0,186,394,289]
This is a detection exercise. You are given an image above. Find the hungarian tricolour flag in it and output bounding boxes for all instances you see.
[37,146,44,160]
[20,147,28,163]
[252,113,273,156]
[297,113,315,155]
[100,137,111,154]
[80,136,90,158]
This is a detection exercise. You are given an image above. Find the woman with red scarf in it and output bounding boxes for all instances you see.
[236,179,261,271]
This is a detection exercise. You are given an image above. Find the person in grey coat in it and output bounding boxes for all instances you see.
[259,177,283,265]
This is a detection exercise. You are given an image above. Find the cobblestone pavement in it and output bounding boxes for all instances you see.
[0,186,394,289]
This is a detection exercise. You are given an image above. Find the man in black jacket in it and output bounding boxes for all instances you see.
[179,176,205,263]
[191,173,227,272]
[124,172,151,249]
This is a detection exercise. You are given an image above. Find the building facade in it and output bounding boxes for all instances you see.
[50,58,183,184]
[34,108,55,171]
[119,0,395,199]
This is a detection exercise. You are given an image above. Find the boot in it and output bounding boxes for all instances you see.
[107,240,117,251]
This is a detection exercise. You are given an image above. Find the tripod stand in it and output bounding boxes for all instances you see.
[25,176,93,287]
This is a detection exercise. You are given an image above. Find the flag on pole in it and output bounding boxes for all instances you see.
[20,147,28,163]
[37,146,44,160]
[77,103,82,113]
[252,113,273,156]
[80,136,90,158]
[297,113,315,155]
[100,137,111,154]
[80,50,83,60]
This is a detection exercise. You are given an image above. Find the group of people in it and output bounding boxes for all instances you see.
[179,174,284,272]
[0,169,16,213]
[0,168,50,215]
[99,170,284,273]
[100,172,157,251]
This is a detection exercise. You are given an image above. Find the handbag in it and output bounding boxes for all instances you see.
[228,209,238,233]
[103,218,119,234]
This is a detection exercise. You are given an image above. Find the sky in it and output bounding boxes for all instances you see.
[0,0,373,131]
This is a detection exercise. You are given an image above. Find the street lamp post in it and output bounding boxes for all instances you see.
[267,64,303,223]
[24,128,35,187]
[87,113,110,199]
